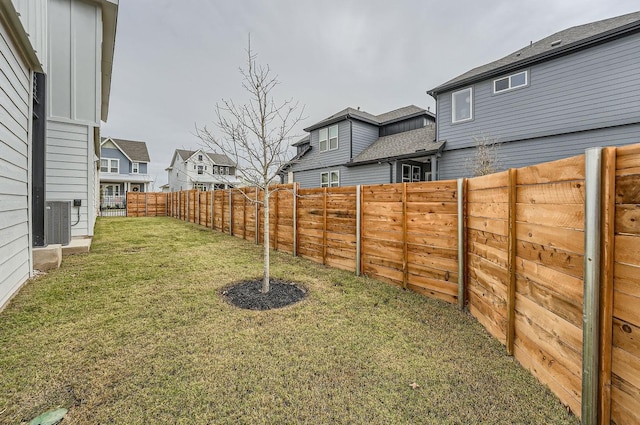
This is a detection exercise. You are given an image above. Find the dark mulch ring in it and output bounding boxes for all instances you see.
[221,279,307,310]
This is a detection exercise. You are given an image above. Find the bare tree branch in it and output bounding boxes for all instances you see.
[195,35,305,293]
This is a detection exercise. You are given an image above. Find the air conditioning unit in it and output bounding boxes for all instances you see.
[46,201,71,246]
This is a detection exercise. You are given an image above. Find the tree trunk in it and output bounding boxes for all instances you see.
[262,187,270,293]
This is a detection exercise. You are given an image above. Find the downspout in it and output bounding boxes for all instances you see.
[389,161,394,183]
[426,90,438,143]
[348,118,353,161]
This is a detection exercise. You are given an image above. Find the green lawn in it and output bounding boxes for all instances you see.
[0,217,578,424]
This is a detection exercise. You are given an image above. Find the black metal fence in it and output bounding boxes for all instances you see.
[100,195,127,217]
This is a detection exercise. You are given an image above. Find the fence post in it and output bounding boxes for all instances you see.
[197,191,201,225]
[507,169,517,354]
[273,188,279,250]
[457,178,465,310]
[229,188,233,236]
[599,147,616,425]
[583,147,603,425]
[243,190,247,240]
[402,182,408,289]
[323,187,328,265]
[293,183,298,256]
[356,185,361,276]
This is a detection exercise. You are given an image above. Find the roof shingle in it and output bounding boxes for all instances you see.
[105,138,150,162]
[350,125,443,164]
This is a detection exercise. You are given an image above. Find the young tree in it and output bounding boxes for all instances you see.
[467,134,502,177]
[196,39,304,293]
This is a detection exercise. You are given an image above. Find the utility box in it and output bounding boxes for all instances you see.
[46,201,71,246]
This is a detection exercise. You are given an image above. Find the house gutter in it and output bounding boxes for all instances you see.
[343,142,446,168]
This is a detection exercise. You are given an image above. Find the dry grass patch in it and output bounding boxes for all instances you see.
[0,217,578,424]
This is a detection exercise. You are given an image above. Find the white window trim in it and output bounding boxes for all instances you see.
[319,124,339,152]
[493,70,528,94]
[321,170,340,187]
[132,162,139,174]
[109,159,119,174]
[412,165,421,182]
[451,87,473,123]
[402,164,412,182]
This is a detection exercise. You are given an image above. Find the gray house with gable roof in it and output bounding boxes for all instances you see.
[284,105,443,188]
[428,11,640,179]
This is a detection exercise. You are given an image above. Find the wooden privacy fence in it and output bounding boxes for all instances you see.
[126,144,640,424]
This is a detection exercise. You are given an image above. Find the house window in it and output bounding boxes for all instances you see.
[321,171,339,187]
[197,165,204,175]
[198,154,203,161]
[319,124,338,152]
[213,166,218,174]
[452,87,473,123]
[494,70,528,93]
[132,162,139,174]
[100,159,119,173]
[194,183,207,191]
[402,164,422,182]
[412,165,421,182]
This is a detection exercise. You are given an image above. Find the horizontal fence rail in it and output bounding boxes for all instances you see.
[126,142,640,424]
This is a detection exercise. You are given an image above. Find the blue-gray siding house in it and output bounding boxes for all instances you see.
[428,11,640,179]
[100,137,153,195]
[285,106,443,188]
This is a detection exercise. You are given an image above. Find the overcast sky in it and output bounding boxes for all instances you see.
[101,0,639,188]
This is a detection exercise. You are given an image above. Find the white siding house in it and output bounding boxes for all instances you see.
[47,0,118,238]
[0,0,118,311]
[166,149,242,191]
[0,1,45,309]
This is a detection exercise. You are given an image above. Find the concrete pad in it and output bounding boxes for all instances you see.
[33,244,62,271]
[62,237,92,256]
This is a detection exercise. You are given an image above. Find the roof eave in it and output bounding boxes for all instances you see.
[100,0,119,122]
[304,113,378,132]
[380,110,435,126]
[428,21,640,96]
[0,2,44,72]
[346,144,444,167]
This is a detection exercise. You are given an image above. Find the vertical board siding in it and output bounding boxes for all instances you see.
[610,144,640,425]
[0,16,31,310]
[48,0,99,124]
[128,143,640,422]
